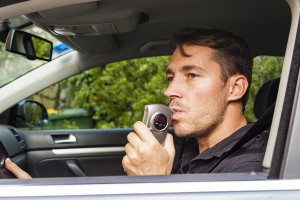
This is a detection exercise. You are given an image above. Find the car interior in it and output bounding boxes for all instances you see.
[0,0,293,181]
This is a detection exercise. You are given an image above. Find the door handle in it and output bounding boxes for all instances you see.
[52,134,77,144]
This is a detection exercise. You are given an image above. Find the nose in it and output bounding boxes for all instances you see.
[164,77,183,99]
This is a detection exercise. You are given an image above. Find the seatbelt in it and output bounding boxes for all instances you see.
[207,103,275,173]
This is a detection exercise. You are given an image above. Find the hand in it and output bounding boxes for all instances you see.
[122,121,175,176]
[5,158,32,179]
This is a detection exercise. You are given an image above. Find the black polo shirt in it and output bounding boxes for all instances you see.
[173,123,268,174]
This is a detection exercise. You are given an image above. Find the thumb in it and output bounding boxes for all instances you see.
[5,158,32,179]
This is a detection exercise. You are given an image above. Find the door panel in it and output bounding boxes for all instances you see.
[19,129,129,177]
[19,128,184,177]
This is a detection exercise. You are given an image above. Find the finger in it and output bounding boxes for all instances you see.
[122,155,135,176]
[5,158,32,179]
[124,142,133,153]
[163,133,176,157]
[127,132,142,148]
[133,121,157,142]
[122,155,129,173]
[124,143,136,161]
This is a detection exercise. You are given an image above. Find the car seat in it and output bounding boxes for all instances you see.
[253,78,280,119]
[250,77,280,151]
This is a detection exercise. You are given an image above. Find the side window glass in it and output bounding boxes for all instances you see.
[27,55,283,130]
[30,56,170,129]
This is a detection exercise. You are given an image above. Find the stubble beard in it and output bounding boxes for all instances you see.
[172,99,226,140]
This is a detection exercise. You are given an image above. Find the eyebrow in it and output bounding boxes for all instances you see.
[166,65,204,75]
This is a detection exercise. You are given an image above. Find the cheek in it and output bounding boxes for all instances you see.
[188,82,220,103]
[187,82,227,113]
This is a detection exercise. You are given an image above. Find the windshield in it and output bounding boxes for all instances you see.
[0,16,72,88]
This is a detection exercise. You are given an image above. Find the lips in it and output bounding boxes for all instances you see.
[169,100,186,120]
[170,107,182,120]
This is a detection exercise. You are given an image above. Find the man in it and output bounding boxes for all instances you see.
[122,28,266,175]
[6,28,266,178]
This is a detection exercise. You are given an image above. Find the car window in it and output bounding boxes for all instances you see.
[24,55,283,130]
[245,56,283,122]
[29,56,170,129]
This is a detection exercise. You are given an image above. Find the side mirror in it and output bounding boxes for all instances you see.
[15,100,48,128]
[5,29,53,61]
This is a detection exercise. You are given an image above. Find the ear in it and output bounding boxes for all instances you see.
[227,74,248,102]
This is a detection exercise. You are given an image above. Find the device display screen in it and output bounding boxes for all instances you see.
[154,114,168,130]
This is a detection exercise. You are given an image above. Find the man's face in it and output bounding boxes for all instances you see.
[164,45,229,139]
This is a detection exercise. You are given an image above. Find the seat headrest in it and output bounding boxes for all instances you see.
[253,78,280,119]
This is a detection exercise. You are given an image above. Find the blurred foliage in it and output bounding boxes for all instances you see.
[68,56,170,128]
[32,37,52,60]
[62,120,79,129]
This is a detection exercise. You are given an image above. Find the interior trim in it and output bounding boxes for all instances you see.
[263,0,297,169]
[1,179,300,197]
[139,40,171,53]
[52,147,125,155]
[0,0,29,8]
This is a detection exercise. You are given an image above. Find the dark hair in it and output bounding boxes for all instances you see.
[171,28,253,107]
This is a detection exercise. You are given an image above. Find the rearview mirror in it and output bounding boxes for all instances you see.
[5,29,53,61]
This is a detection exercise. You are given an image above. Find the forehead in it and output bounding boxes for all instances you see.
[167,45,220,73]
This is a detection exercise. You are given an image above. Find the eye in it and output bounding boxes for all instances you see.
[187,73,198,78]
[167,76,174,82]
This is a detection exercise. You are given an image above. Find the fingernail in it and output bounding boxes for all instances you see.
[5,158,11,164]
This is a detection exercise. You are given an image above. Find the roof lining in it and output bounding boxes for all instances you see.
[0,0,100,20]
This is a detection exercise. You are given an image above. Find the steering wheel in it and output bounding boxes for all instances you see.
[0,141,16,178]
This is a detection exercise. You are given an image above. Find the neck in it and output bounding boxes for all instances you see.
[196,104,247,153]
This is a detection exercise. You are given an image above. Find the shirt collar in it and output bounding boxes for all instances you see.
[184,123,254,161]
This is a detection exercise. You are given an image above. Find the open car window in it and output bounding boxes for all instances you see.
[23,55,283,130]
[28,56,170,129]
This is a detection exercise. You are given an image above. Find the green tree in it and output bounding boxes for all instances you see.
[70,56,170,128]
